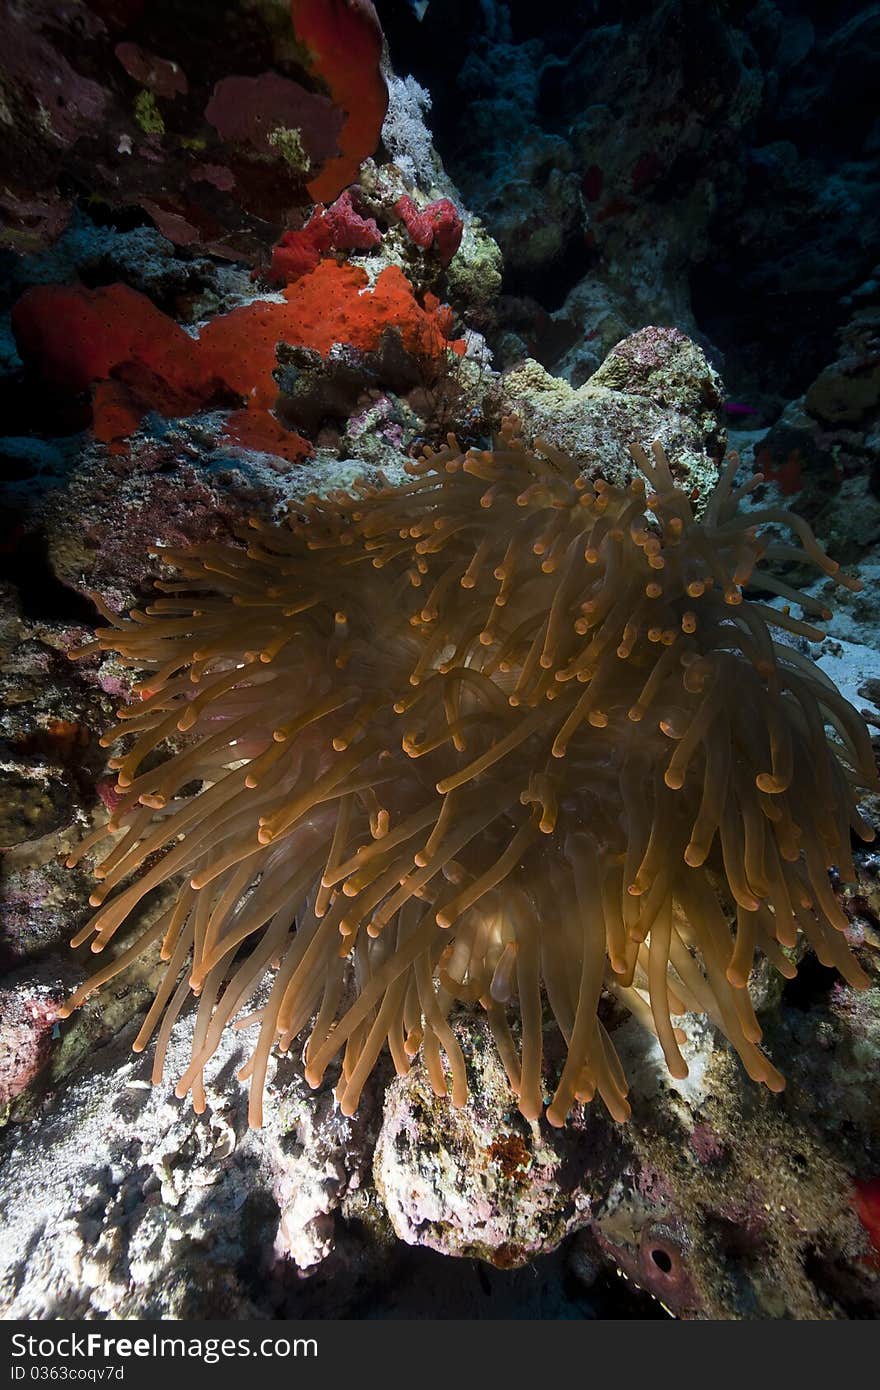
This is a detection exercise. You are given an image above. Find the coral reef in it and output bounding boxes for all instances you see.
[374,1013,598,1265]
[11,261,463,472]
[393,1,880,416]
[0,0,368,262]
[500,328,725,494]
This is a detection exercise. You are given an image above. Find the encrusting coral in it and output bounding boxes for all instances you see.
[60,420,878,1128]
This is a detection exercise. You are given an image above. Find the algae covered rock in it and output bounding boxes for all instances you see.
[374,1016,602,1266]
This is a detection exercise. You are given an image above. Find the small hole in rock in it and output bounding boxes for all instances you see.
[650,1248,673,1274]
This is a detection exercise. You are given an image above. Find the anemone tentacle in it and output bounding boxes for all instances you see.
[62,420,878,1127]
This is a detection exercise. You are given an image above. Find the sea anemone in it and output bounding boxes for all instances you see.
[61,420,878,1127]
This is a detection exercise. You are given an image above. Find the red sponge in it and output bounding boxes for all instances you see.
[291,0,388,202]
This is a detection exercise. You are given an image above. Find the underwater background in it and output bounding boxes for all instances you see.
[0,0,879,1320]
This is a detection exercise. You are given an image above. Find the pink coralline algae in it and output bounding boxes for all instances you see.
[114,42,188,99]
[0,5,106,152]
[96,775,128,818]
[853,1178,880,1261]
[0,986,61,1108]
[689,1124,727,1164]
[395,196,464,267]
[190,164,237,193]
[266,191,382,286]
[57,458,281,602]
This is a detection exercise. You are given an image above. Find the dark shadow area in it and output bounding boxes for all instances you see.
[283,1223,671,1320]
[781,952,839,1013]
[0,524,98,623]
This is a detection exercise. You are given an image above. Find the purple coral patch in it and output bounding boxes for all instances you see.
[0,986,61,1107]
[204,72,343,167]
[114,42,188,98]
